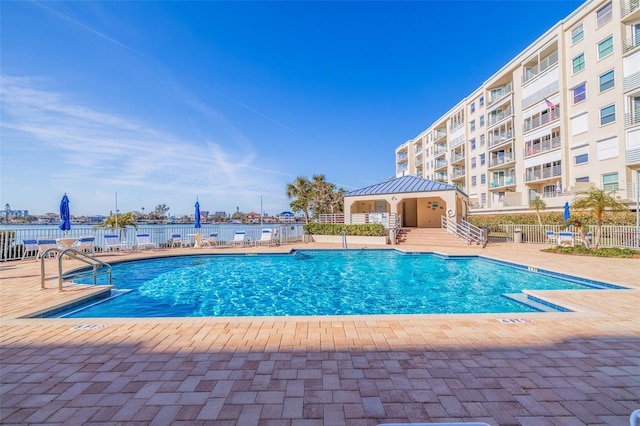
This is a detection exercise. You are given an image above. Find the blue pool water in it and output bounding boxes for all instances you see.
[55,250,616,318]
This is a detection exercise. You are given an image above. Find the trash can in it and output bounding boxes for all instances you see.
[514,228,522,243]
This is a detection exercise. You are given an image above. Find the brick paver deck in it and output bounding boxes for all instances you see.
[1,242,638,425]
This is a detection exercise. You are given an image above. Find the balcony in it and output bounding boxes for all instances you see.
[627,147,640,165]
[434,144,447,156]
[434,129,447,141]
[435,172,447,182]
[524,165,562,183]
[622,0,640,18]
[625,112,640,127]
[488,130,514,149]
[397,164,408,173]
[522,51,558,84]
[488,106,513,127]
[451,168,466,180]
[396,152,408,162]
[488,152,516,169]
[450,151,465,164]
[521,80,559,109]
[624,71,640,91]
[523,136,561,158]
[523,109,560,133]
[487,83,513,108]
[490,176,516,189]
[434,159,448,170]
[416,156,423,166]
[623,32,640,54]
[449,120,464,133]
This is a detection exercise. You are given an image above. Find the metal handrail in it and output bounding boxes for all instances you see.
[40,248,112,291]
[441,216,487,247]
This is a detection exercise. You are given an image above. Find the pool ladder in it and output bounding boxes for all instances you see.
[40,248,113,291]
[341,231,348,251]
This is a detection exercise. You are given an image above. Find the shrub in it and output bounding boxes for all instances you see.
[468,210,636,227]
[543,245,639,258]
[303,223,385,236]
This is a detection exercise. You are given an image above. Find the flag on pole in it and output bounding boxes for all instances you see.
[544,98,557,110]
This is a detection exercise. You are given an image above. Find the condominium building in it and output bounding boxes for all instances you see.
[395,0,640,214]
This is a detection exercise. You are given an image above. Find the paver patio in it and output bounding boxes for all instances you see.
[1,242,638,425]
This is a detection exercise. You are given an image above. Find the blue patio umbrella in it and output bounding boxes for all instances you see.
[563,201,570,222]
[194,201,201,229]
[59,193,71,234]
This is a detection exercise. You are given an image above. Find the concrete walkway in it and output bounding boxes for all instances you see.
[1,242,638,425]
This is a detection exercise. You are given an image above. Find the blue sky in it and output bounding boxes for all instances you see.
[1,0,583,217]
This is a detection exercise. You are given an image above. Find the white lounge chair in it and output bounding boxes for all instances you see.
[36,238,59,260]
[557,231,574,247]
[171,234,190,248]
[21,239,39,260]
[546,231,556,244]
[255,229,274,246]
[231,231,247,246]
[104,234,128,252]
[136,234,158,250]
[73,236,96,254]
[200,233,217,248]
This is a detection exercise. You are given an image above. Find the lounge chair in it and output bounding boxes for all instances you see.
[136,234,158,250]
[21,239,39,261]
[73,236,96,254]
[255,229,274,246]
[170,234,191,248]
[36,238,59,260]
[231,231,247,246]
[104,234,128,252]
[557,231,574,247]
[546,231,556,244]
[200,233,218,248]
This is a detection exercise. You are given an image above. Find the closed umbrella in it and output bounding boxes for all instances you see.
[59,193,71,235]
[194,201,201,230]
[563,201,570,222]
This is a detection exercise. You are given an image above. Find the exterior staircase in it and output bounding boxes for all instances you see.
[395,227,468,246]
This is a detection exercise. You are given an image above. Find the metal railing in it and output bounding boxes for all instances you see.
[522,51,559,84]
[622,0,640,18]
[441,216,487,247]
[524,136,561,158]
[487,83,513,107]
[488,130,514,148]
[524,165,562,182]
[488,153,516,168]
[41,248,112,291]
[523,108,560,133]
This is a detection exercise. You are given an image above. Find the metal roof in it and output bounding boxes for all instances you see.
[345,175,459,197]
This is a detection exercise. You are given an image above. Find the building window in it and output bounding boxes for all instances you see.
[470,138,476,150]
[471,176,477,187]
[575,153,589,164]
[571,23,584,44]
[479,96,484,107]
[576,176,590,183]
[479,116,485,127]
[600,104,616,125]
[572,83,587,104]
[597,36,614,59]
[480,174,486,184]
[572,53,585,74]
[479,134,485,146]
[596,2,612,28]
[470,102,475,113]
[602,172,619,191]
[480,153,486,165]
[470,120,476,131]
[599,70,614,92]
[471,157,477,168]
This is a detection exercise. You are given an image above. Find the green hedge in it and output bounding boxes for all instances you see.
[303,223,385,236]
[467,211,636,228]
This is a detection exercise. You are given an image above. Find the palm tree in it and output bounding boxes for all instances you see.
[571,187,627,249]
[95,211,137,238]
[286,176,313,223]
[529,196,546,226]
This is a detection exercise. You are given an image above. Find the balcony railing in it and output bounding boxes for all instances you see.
[625,112,640,127]
[488,130,514,148]
[522,51,559,84]
[396,152,408,161]
[488,106,513,127]
[434,160,448,170]
[451,168,466,179]
[435,145,448,155]
[622,0,640,17]
[487,83,513,107]
[624,71,640,91]
[488,153,516,168]
[523,136,561,157]
[449,120,465,132]
[623,32,640,54]
[416,156,423,165]
[627,147,640,164]
[523,109,560,133]
[449,134,465,149]
[434,129,447,141]
[524,165,562,182]
[450,152,465,163]
[521,80,559,109]
[490,176,516,188]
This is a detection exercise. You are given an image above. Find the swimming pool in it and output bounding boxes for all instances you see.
[49,250,622,318]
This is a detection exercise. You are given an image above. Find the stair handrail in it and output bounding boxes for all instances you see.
[41,248,112,291]
[440,216,487,247]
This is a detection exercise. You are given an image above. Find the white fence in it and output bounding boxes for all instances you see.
[0,224,305,262]
[491,224,640,249]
